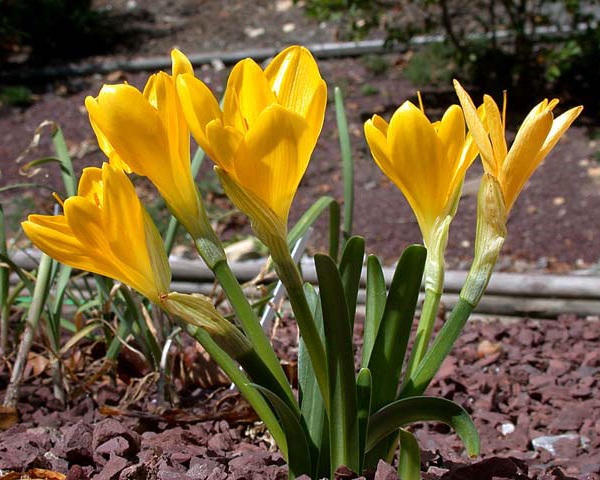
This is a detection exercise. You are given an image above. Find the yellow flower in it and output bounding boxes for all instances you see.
[176,45,327,228]
[85,50,205,238]
[22,163,171,303]
[454,80,583,212]
[364,100,478,249]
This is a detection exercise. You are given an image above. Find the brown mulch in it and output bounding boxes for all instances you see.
[0,313,599,479]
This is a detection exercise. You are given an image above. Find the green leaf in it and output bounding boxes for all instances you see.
[0,183,54,194]
[335,86,354,240]
[299,284,327,477]
[48,263,72,349]
[0,206,9,311]
[366,396,480,456]
[398,428,421,480]
[361,254,386,368]
[367,245,426,410]
[356,367,372,472]
[338,236,365,327]
[329,199,341,262]
[253,384,312,479]
[288,195,336,249]
[315,254,359,475]
[51,125,77,197]
[0,252,35,295]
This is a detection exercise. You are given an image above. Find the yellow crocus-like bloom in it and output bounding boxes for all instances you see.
[453,80,583,212]
[85,50,205,238]
[176,45,327,230]
[22,163,171,303]
[364,100,478,250]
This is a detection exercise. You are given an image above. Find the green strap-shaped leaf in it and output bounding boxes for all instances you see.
[398,428,421,480]
[315,254,360,475]
[338,236,365,328]
[299,284,327,477]
[361,254,386,368]
[47,263,72,349]
[367,245,426,410]
[356,367,372,472]
[366,396,480,456]
[328,200,341,262]
[253,385,312,479]
[334,86,354,241]
[0,206,14,359]
[52,125,77,197]
[288,196,336,248]
[0,253,34,294]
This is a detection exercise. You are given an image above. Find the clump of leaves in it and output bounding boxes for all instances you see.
[0,86,33,107]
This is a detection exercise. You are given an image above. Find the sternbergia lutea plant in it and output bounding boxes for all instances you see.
[23,46,582,479]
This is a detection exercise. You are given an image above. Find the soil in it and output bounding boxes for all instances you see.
[0,1,599,479]
[0,313,599,479]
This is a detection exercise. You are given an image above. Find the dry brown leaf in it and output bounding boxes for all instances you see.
[477,339,502,358]
[0,405,19,430]
[0,469,66,480]
[25,352,49,377]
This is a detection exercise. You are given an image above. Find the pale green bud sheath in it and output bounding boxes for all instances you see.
[400,175,505,398]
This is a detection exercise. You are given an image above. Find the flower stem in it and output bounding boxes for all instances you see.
[185,323,287,458]
[403,288,442,382]
[193,236,295,407]
[399,297,474,399]
[270,236,330,413]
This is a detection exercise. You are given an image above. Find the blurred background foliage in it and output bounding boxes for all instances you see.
[297,0,600,106]
[0,0,135,63]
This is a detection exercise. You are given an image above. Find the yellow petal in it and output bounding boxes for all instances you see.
[86,84,171,181]
[205,119,243,171]
[85,101,131,173]
[265,45,325,118]
[364,117,399,188]
[24,214,74,241]
[454,80,497,176]
[302,81,327,147]
[77,166,104,206]
[482,94,508,166]
[233,104,310,222]
[501,105,553,210]
[371,114,389,137]
[171,48,194,78]
[536,105,583,162]
[100,164,147,271]
[22,216,115,279]
[436,104,466,173]
[176,73,222,156]
[388,101,445,236]
[63,196,106,251]
[223,58,277,132]
[143,71,190,180]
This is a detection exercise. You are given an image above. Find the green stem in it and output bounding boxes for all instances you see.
[271,238,330,413]
[399,297,474,398]
[185,324,287,459]
[4,253,53,408]
[193,237,295,408]
[403,288,442,382]
[0,205,9,357]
